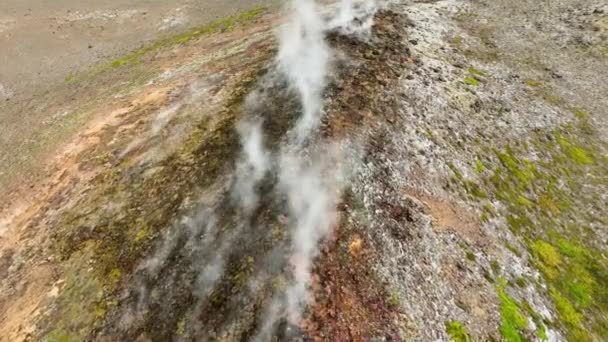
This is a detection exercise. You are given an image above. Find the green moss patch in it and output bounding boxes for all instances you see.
[69,6,267,83]
[114,7,266,67]
[445,321,472,342]
[464,76,480,86]
[42,247,105,341]
[497,279,527,342]
[525,79,541,87]
[474,159,485,174]
[468,66,488,77]
[531,240,562,279]
[449,116,608,339]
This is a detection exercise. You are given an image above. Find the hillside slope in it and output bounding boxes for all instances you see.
[1,0,606,341]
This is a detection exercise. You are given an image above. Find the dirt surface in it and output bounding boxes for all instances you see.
[0,0,273,101]
[0,0,607,341]
[0,7,278,339]
[0,0,277,204]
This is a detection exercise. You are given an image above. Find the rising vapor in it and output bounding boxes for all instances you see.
[277,0,331,140]
[127,0,378,337]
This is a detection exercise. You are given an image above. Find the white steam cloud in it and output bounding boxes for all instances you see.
[328,0,378,34]
[250,0,378,332]
[129,0,377,337]
[277,0,330,140]
[232,119,270,214]
[279,148,342,323]
[252,0,378,331]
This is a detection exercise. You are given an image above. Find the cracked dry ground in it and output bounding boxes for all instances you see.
[1,0,607,341]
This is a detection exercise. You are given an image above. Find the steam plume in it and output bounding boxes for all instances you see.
[233,119,270,214]
[127,0,377,336]
[328,0,378,35]
[279,148,342,322]
[277,0,330,140]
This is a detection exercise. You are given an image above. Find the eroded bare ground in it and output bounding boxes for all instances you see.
[0,8,278,340]
[1,0,607,341]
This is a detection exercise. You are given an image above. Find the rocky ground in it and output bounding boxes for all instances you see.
[0,0,607,341]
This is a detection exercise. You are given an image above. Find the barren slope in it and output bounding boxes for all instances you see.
[1,0,607,341]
